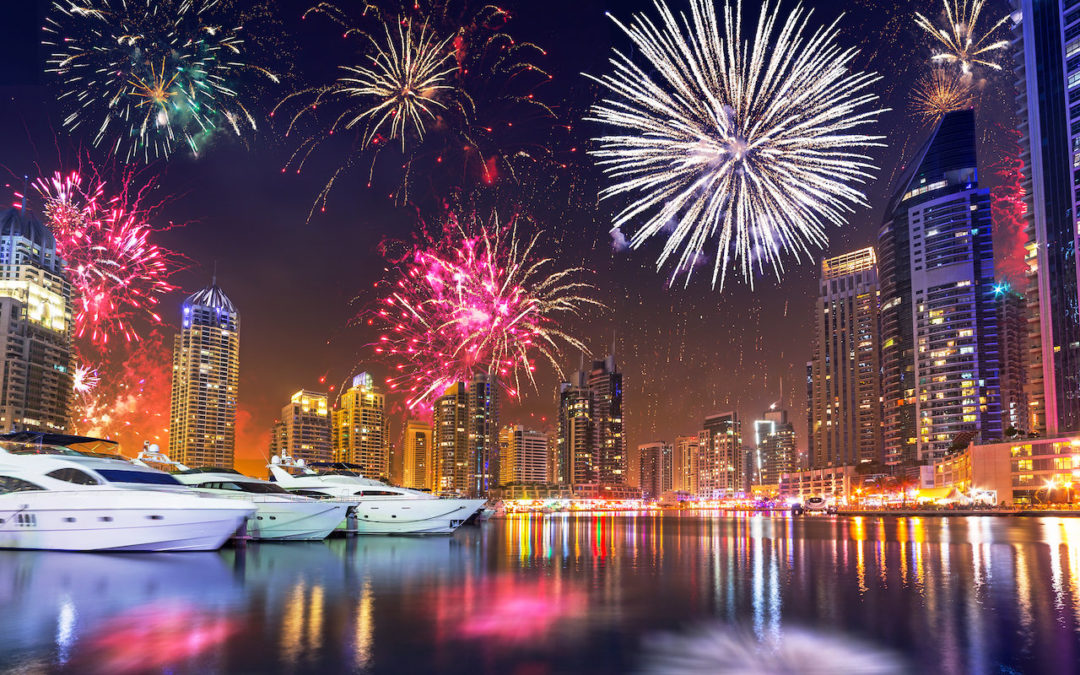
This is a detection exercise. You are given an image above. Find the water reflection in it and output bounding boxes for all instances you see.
[0,514,1078,673]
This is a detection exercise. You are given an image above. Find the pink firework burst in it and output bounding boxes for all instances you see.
[33,166,179,347]
[367,213,602,409]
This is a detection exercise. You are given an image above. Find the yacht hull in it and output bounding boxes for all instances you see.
[343,499,486,535]
[0,492,252,552]
[248,501,350,541]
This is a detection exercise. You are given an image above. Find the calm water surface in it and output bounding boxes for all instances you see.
[1,513,1079,674]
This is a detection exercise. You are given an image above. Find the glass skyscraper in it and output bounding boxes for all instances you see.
[878,109,1003,466]
[169,278,239,468]
[1013,0,1080,434]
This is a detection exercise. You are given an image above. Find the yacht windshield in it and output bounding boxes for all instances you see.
[0,475,45,493]
[197,481,288,494]
[95,469,182,486]
[1,442,84,456]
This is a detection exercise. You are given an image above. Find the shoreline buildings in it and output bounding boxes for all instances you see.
[0,206,73,434]
[432,372,498,497]
[168,277,239,468]
[272,390,330,464]
[555,352,627,490]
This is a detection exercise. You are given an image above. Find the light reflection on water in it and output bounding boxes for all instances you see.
[0,513,1078,673]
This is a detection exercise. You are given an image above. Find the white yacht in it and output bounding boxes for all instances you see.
[0,436,254,552]
[134,444,349,541]
[268,454,485,535]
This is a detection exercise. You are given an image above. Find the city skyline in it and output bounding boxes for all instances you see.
[0,0,1031,478]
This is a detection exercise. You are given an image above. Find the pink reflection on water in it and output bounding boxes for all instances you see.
[69,601,238,673]
[438,574,587,644]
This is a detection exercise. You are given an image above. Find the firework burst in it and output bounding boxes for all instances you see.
[275,1,557,217]
[586,0,885,290]
[367,214,602,409]
[33,166,179,348]
[911,68,974,123]
[44,0,280,162]
[914,0,1010,74]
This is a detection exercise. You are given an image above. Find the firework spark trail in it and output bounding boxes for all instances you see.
[914,0,1010,75]
[586,0,885,290]
[367,213,602,409]
[911,68,975,124]
[44,0,280,163]
[274,1,558,217]
[33,166,179,348]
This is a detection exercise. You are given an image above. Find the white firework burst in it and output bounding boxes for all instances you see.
[914,0,1010,75]
[586,0,885,289]
[338,18,456,149]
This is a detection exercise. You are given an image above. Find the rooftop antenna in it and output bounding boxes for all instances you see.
[211,260,217,286]
[21,174,28,212]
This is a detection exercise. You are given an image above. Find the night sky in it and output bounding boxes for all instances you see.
[0,0,1019,475]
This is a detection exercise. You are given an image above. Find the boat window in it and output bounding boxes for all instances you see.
[46,468,100,485]
[0,476,46,493]
[290,489,331,498]
[355,490,400,496]
[234,482,289,494]
[199,481,244,491]
[0,442,83,456]
[95,469,182,486]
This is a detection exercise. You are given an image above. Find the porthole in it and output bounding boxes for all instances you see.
[147,515,164,520]
[63,517,76,523]
[98,516,113,522]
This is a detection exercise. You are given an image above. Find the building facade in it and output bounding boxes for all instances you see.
[996,283,1031,436]
[402,419,433,490]
[169,279,239,468]
[1013,0,1080,435]
[332,372,389,477]
[699,412,743,498]
[556,374,594,484]
[0,207,73,434]
[467,372,499,496]
[279,390,331,463]
[673,434,699,494]
[878,109,1003,467]
[638,441,673,499]
[808,247,882,469]
[757,408,796,486]
[498,425,549,485]
[588,354,626,484]
[432,382,468,494]
[554,352,626,487]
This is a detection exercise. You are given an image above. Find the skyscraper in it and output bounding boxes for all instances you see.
[673,435,699,494]
[402,419,433,490]
[279,390,331,463]
[699,412,743,498]
[332,372,388,477]
[467,372,498,496]
[996,282,1030,435]
[498,425,549,485]
[169,278,239,468]
[757,408,796,486]
[433,382,468,494]
[554,351,626,487]
[808,247,882,468]
[556,373,594,485]
[638,441,672,499]
[588,354,626,484]
[0,207,73,434]
[1013,1,1080,435]
[879,109,1003,466]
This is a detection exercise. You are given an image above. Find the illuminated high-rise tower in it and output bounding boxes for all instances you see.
[466,372,499,496]
[332,373,388,477]
[0,206,73,433]
[1013,1,1080,435]
[169,277,239,468]
[402,419,433,490]
[808,247,882,468]
[878,109,1003,465]
[589,354,625,484]
[281,389,331,463]
[699,412,743,498]
[556,371,594,484]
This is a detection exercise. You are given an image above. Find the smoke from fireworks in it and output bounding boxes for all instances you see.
[366,214,602,409]
[914,0,1010,75]
[275,1,557,216]
[44,0,280,163]
[911,68,974,123]
[32,166,179,349]
[72,332,173,448]
[586,0,884,290]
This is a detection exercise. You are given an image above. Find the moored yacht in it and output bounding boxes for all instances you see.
[134,444,349,541]
[0,435,254,552]
[268,453,485,535]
